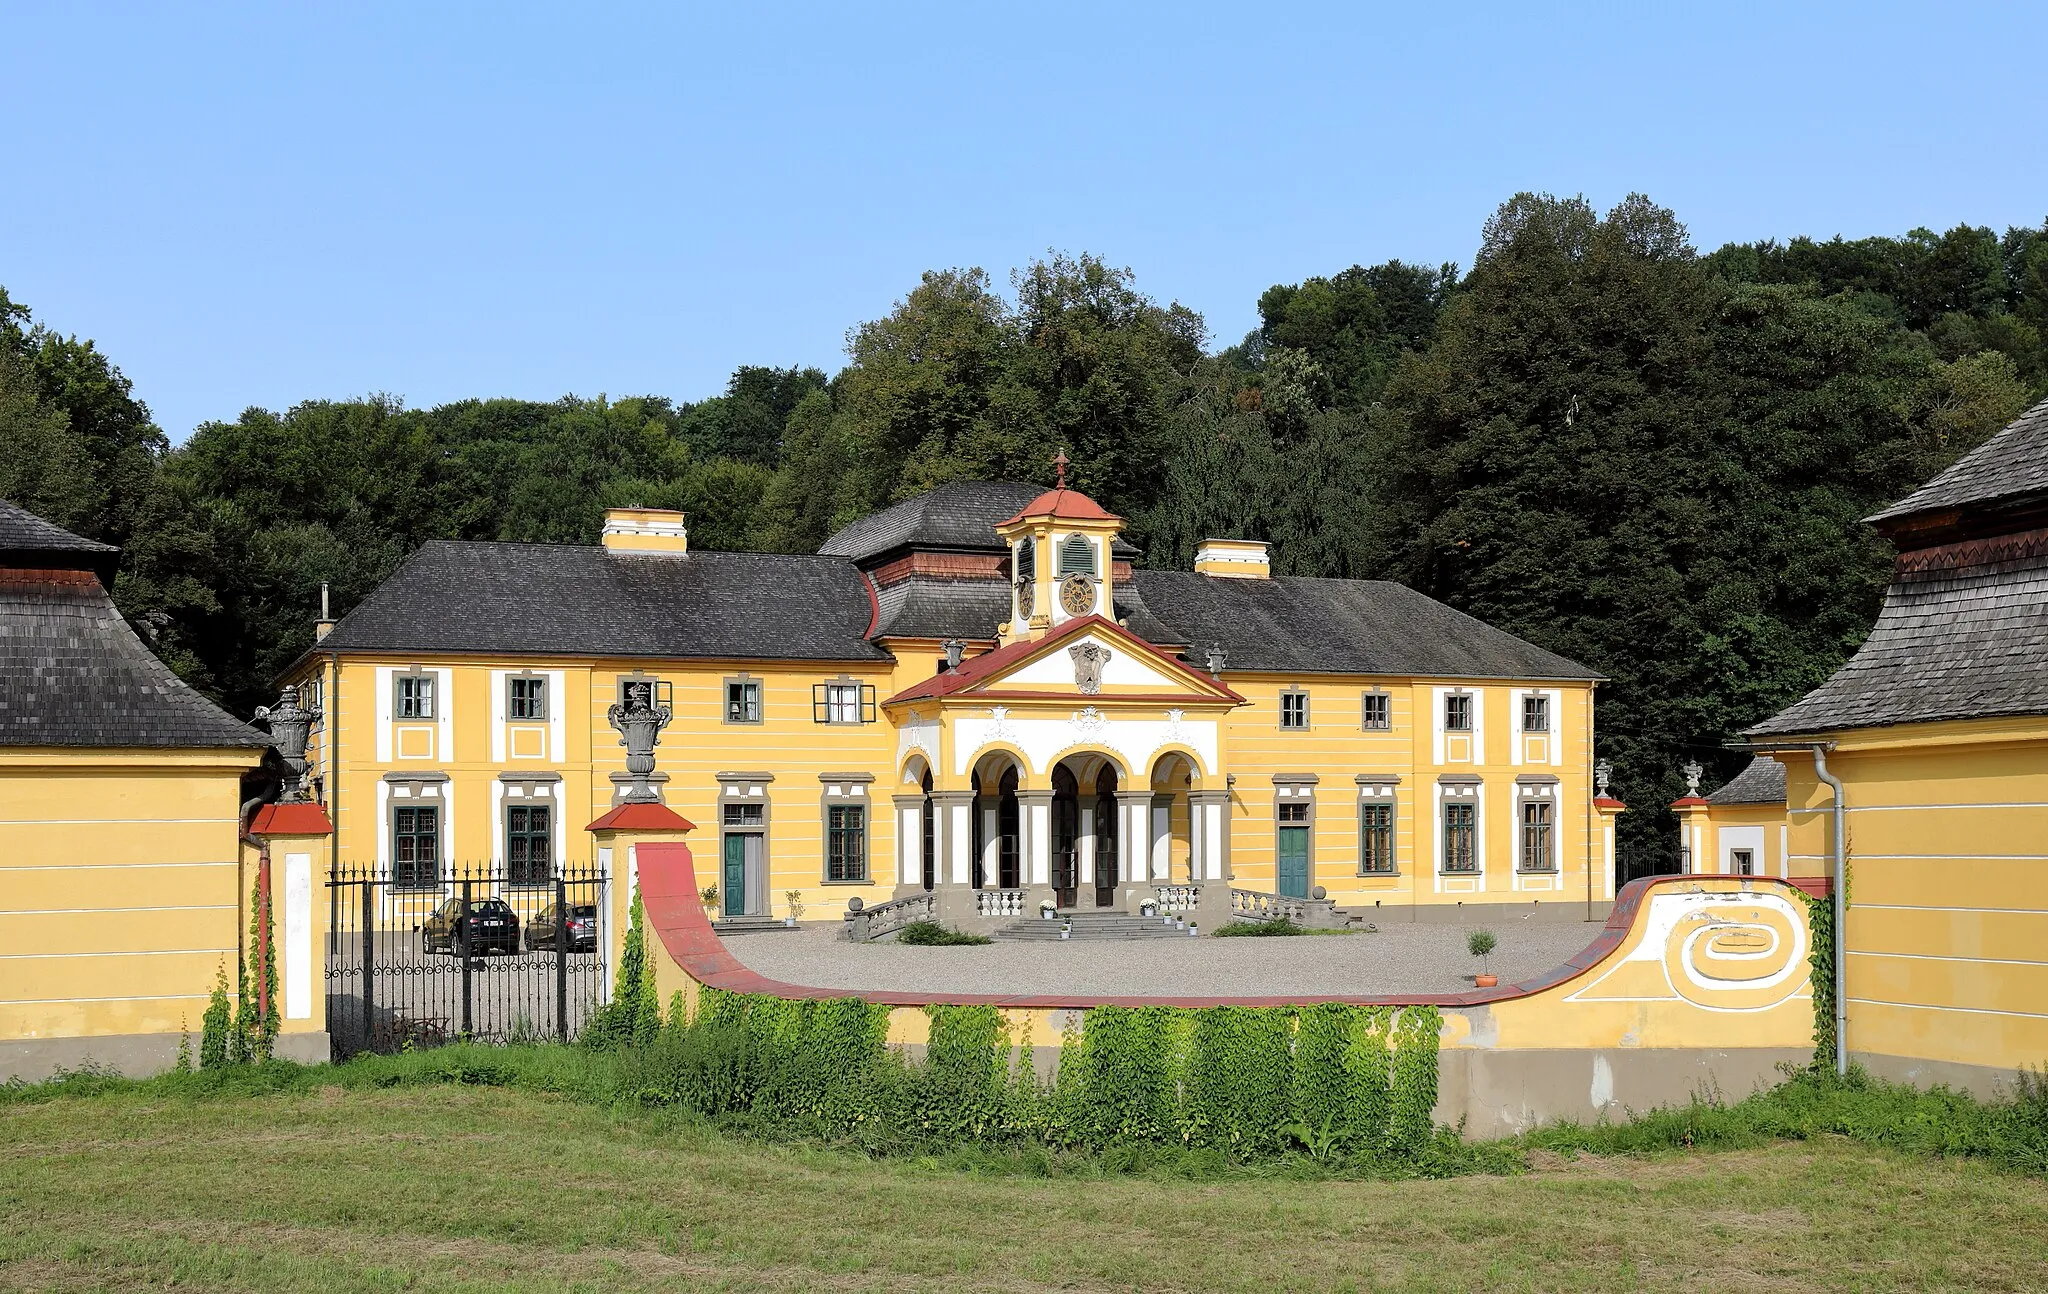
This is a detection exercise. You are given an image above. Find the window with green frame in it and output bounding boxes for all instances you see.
[1359,802,1395,873]
[826,804,867,882]
[506,803,552,884]
[1441,801,1477,873]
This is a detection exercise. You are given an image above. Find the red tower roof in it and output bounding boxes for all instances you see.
[999,487,1122,527]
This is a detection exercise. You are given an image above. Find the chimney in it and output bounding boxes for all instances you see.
[601,507,689,555]
[315,582,335,640]
[1193,539,1270,579]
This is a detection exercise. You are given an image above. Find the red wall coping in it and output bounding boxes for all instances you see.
[635,843,1815,1011]
[248,802,334,835]
[588,802,696,833]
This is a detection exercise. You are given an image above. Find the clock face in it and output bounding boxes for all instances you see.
[1060,574,1095,617]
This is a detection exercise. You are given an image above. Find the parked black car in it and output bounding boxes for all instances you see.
[422,897,520,955]
[525,902,598,953]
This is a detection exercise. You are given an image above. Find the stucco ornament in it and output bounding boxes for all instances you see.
[1072,705,1108,740]
[986,705,1016,743]
[608,681,672,803]
[255,684,321,803]
[1069,640,1110,694]
[1163,707,1186,743]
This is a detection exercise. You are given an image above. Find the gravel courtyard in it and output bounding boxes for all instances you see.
[723,917,1604,998]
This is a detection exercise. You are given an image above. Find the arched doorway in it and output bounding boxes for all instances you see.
[970,758,1022,890]
[1093,764,1120,907]
[919,766,935,891]
[1049,754,1123,909]
[1051,764,1080,906]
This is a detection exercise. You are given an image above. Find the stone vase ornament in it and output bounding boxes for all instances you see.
[255,684,321,802]
[607,681,672,803]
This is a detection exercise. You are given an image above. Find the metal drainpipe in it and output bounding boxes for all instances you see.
[1808,744,1848,1077]
[1754,740,1847,1073]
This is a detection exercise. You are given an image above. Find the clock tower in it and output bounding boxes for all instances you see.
[993,451,1126,642]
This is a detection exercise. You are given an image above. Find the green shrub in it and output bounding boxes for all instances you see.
[199,965,232,1068]
[895,921,992,946]
[1211,919,1302,937]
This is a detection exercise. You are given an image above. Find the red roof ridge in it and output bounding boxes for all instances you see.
[587,802,698,833]
[885,614,1242,705]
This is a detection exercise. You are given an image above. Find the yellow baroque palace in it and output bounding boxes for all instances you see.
[290,475,1615,931]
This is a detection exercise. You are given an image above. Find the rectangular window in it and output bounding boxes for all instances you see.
[722,802,765,827]
[1278,800,1310,823]
[1522,694,1549,733]
[813,681,876,724]
[392,805,440,887]
[506,804,552,884]
[1441,801,1476,873]
[508,676,547,721]
[1359,803,1395,873]
[1732,848,1755,877]
[1280,690,1309,730]
[826,804,867,882]
[1444,693,1472,732]
[1519,801,1554,871]
[725,680,762,724]
[396,674,435,720]
[1361,692,1390,730]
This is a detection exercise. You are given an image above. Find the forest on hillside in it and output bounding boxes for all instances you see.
[5,192,2044,870]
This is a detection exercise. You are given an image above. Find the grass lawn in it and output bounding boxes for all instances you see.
[7,1084,2048,1292]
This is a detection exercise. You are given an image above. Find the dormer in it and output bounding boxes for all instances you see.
[993,453,1124,642]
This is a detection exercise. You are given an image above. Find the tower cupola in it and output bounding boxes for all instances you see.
[993,451,1124,641]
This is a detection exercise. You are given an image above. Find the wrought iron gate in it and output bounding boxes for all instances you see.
[325,862,610,1056]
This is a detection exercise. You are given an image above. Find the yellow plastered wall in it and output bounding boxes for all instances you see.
[1777,720,2048,1074]
[0,748,262,1042]
[1220,677,1602,912]
[308,653,913,923]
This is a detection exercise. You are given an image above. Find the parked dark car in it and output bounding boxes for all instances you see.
[525,902,598,953]
[422,897,520,955]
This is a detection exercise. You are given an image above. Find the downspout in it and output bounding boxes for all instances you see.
[1810,744,1847,1077]
[1770,741,1846,1076]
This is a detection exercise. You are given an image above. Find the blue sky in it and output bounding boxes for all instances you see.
[5,1,2045,442]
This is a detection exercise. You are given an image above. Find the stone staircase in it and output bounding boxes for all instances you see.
[712,915,799,935]
[993,910,1201,942]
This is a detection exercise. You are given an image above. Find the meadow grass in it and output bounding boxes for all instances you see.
[7,1079,2048,1292]
[7,1051,2048,1290]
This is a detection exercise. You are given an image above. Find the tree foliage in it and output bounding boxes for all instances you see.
[3,196,2041,872]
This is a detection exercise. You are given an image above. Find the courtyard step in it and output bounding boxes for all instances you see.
[993,911,1199,941]
[713,915,800,935]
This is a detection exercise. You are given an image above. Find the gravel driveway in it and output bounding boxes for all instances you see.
[722,918,1603,998]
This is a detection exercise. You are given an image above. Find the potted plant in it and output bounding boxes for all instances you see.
[784,890,806,928]
[700,884,719,917]
[1040,897,1058,920]
[1468,928,1498,987]
[1139,899,1157,917]
[1059,919,1072,941]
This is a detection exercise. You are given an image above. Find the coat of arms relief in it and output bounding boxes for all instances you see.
[1069,641,1111,695]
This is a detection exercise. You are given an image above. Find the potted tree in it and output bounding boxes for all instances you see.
[784,890,806,928]
[1468,929,1498,987]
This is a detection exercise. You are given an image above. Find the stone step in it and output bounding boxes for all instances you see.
[993,914,1202,941]
[712,916,801,935]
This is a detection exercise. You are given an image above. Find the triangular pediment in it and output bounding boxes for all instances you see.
[884,615,1240,708]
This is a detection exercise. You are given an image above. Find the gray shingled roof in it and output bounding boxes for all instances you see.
[0,499,117,556]
[820,481,1137,563]
[1746,540,2048,737]
[1867,397,2048,528]
[0,572,269,748]
[871,575,1186,645]
[318,541,889,662]
[1707,756,1786,806]
[1129,572,1603,680]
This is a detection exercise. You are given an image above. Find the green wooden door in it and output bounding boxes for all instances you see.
[723,834,748,916]
[1277,826,1311,898]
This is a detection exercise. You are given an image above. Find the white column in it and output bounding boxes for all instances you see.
[1025,795,1052,886]
[1119,793,1150,897]
[949,798,973,885]
[1150,798,1170,881]
[981,801,1000,883]
[1079,804,1096,886]
[1186,804,1202,883]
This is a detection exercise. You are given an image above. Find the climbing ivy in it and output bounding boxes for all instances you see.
[199,964,233,1068]
[1806,891,1836,1070]
[584,882,661,1050]
[238,874,279,1062]
[1388,1005,1443,1158]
